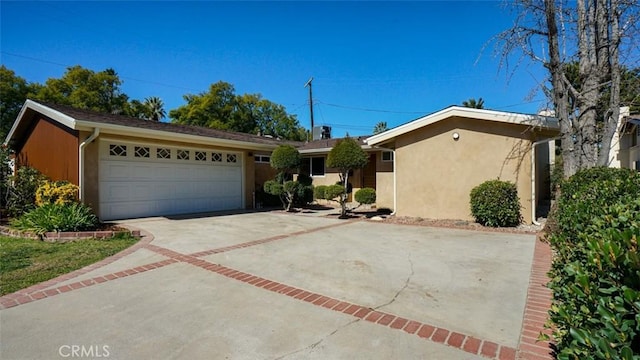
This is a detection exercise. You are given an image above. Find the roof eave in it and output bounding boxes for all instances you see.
[74,120,279,151]
[4,99,78,146]
[366,106,560,146]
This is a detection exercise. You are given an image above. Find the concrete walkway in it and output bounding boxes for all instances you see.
[0,212,554,360]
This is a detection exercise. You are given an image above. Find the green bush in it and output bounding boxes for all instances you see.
[324,184,344,200]
[546,167,640,359]
[12,203,98,235]
[314,185,327,200]
[469,179,521,227]
[354,188,376,205]
[7,167,45,217]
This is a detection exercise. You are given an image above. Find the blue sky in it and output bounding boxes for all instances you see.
[1,1,550,137]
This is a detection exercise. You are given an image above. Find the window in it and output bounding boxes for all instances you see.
[195,151,207,161]
[227,154,237,163]
[382,151,394,162]
[157,148,171,159]
[134,146,150,158]
[212,153,223,162]
[177,150,190,160]
[254,155,270,163]
[109,144,127,157]
[310,157,325,176]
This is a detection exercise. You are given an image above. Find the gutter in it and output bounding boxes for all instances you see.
[79,128,100,202]
[531,137,560,226]
[371,146,397,216]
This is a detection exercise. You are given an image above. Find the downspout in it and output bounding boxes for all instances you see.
[372,146,397,216]
[531,137,560,226]
[79,128,100,202]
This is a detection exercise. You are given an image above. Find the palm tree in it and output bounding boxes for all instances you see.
[462,98,485,109]
[144,96,166,121]
[373,121,388,134]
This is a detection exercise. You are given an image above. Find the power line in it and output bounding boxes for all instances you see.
[1,51,200,92]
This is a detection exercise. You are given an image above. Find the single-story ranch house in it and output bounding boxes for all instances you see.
[4,100,559,223]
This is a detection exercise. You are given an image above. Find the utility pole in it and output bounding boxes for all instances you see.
[304,77,314,142]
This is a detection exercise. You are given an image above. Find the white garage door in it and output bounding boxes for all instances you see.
[99,141,243,220]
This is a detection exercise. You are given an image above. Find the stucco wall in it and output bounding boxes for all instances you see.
[16,115,79,184]
[375,152,394,210]
[394,117,538,223]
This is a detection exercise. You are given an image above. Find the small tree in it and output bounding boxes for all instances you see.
[263,145,302,211]
[326,138,369,218]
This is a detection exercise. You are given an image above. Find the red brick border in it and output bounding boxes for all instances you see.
[0,226,154,309]
[146,243,517,360]
[1,219,542,360]
[517,236,555,360]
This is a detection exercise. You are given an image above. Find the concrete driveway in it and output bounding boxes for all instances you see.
[0,212,545,360]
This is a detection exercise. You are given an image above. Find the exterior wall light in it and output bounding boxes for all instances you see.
[452,132,460,141]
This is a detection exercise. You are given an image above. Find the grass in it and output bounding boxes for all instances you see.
[0,234,139,296]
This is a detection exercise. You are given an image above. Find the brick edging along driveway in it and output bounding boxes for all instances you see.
[1,218,554,360]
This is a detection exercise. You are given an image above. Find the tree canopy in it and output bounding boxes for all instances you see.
[495,0,638,176]
[33,66,130,115]
[373,121,388,134]
[461,98,485,109]
[0,66,37,140]
[169,81,307,141]
[326,137,369,218]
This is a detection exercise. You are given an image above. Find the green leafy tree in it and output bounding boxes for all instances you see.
[0,66,37,140]
[461,98,485,109]
[144,96,166,121]
[326,137,369,218]
[170,81,307,141]
[373,121,388,134]
[263,145,302,211]
[33,66,129,114]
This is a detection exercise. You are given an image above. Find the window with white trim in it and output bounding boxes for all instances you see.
[109,144,127,157]
[134,146,150,158]
[195,151,207,161]
[212,153,223,162]
[254,155,271,163]
[382,151,394,162]
[157,148,171,159]
[310,157,325,176]
[227,154,237,163]
[177,149,190,160]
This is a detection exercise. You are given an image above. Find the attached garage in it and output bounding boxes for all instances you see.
[99,140,243,220]
[5,100,285,221]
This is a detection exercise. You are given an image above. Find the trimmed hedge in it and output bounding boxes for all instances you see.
[546,167,640,359]
[354,188,376,205]
[469,179,522,227]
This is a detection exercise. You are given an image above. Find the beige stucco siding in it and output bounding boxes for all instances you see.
[375,153,394,210]
[81,131,100,212]
[394,117,536,223]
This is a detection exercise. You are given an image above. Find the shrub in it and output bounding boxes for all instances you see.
[545,167,640,358]
[6,167,45,217]
[35,180,79,206]
[354,188,376,205]
[11,203,98,235]
[314,185,327,200]
[324,184,344,201]
[469,179,521,227]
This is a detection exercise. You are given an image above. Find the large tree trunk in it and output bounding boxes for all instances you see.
[598,0,622,166]
[545,0,579,177]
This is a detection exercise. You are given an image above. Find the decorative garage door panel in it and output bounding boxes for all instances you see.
[99,142,242,220]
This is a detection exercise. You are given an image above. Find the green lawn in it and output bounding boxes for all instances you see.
[0,234,139,296]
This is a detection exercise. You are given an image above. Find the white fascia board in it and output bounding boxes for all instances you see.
[4,100,78,145]
[299,144,373,155]
[366,106,559,146]
[74,120,278,151]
